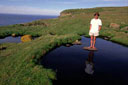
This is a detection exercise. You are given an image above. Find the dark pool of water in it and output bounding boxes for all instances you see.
[0,36,21,44]
[40,36,128,85]
[0,36,38,44]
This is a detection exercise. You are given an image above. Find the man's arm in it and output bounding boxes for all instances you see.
[99,19,102,31]
[89,24,92,31]
[98,25,102,31]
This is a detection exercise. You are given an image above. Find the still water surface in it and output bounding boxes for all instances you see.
[40,36,128,85]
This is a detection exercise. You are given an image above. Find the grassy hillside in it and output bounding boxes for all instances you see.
[0,6,128,85]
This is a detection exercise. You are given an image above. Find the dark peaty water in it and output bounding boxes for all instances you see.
[40,36,128,85]
[0,14,58,26]
[0,36,21,43]
[0,36,39,44]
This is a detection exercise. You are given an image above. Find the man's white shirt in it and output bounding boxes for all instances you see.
[90,18,102,33]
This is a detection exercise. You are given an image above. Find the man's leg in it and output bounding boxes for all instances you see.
[92,36,96,48]
[90,36,93,48]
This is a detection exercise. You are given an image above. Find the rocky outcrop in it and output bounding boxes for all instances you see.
[110,23,120,29]
[0,46,7,50]
[83,47,98,51]
[21,35,32,42]
[12,33,16,37]
[60,13,72,17]
[121,26,128,31]
[49,32,56,35]
[72,40,82,45]
[104,36,111,40]
[65,44,72,47]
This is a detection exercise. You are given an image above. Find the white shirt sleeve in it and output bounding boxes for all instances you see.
[90,19,93,24]
[99,19,102,26]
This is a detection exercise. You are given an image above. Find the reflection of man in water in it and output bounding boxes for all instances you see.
[85,51,94,75]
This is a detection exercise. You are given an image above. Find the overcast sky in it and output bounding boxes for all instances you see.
[0,0,128,15]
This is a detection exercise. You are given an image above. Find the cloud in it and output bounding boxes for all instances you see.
[0,5,61,15]
[103,0,123,1]
[8,0,32,1]
[55,1,78,5]
[93,3,128,7]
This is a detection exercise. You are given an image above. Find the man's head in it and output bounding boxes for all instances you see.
[94,12,100,19]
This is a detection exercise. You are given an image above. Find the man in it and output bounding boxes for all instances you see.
[88,12,102,49]
[85,51,94,75]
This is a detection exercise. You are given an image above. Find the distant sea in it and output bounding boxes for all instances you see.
[0,14,58,26]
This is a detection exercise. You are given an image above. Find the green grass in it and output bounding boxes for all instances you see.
[0,6,128,85]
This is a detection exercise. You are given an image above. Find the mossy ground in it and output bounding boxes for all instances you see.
[0,6,128,85]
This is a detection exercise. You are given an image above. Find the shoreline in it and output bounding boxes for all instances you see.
[0,14,58,26]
